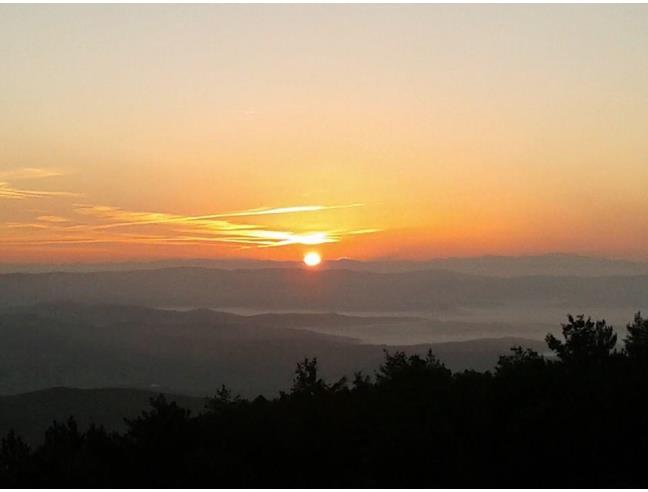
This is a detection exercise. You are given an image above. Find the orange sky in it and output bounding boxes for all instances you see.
[2,5,648,263]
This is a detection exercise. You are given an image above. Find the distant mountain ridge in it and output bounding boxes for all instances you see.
[2,266,648,312]
[2,253,648,277]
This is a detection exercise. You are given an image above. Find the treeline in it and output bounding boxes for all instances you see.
[3,313,648,487]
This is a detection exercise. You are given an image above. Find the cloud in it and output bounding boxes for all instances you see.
[0,167,377,251]
[0,168,65,180]
[0,182,80,200]
[72,203,364,230]
[1,202,378,250]
[0,167,80,200]
[193,203,365,220]
[37,216,72,223]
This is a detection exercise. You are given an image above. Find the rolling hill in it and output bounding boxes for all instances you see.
[0,303,547,397]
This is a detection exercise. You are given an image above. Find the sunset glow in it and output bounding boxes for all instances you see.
[1,5,648,263]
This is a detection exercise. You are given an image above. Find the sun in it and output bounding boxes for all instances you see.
[303,251,322,267]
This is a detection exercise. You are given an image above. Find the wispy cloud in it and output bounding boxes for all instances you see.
[0,168,78,200]
[37,215,72,223]
[72,203,364,230]
[195,204,365,220]
[0,166,377,252]
[0,167,65,180]
[0,182,80,200]
[0,202,379,250]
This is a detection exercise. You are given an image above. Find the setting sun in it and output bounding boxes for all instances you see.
[303,252,322,267]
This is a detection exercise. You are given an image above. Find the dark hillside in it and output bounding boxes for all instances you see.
[2,311,648,487]
[0,303,545,396]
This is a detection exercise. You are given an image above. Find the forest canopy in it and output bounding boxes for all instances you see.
[2,312,648,487]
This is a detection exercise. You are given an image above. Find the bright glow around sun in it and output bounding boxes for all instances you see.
[303,251,322,267]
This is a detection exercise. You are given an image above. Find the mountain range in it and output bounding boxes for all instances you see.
[1,265,648,313]
[3,253,648,276]
[0,303,547,397]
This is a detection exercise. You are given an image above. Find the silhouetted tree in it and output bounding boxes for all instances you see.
[205,384,240,413]
[289,357,346,397]
[352,370,372,391]
[496,346,545,376]
[546,314,617,365]
[125,394,192,446]
[0,430,31,486]
[625,311,648,360]
[376,349,451,389]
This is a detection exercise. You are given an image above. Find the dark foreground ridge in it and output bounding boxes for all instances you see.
[2,312,648,487]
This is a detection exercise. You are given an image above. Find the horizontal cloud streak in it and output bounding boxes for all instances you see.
[191,203,365,220]
[0,182,80,200]
[37,216,72,223]
[73,203,364,230]
[0,202,379,250]
[0,168,65,180]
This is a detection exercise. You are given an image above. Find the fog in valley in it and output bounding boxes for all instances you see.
[1,254,646,400]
